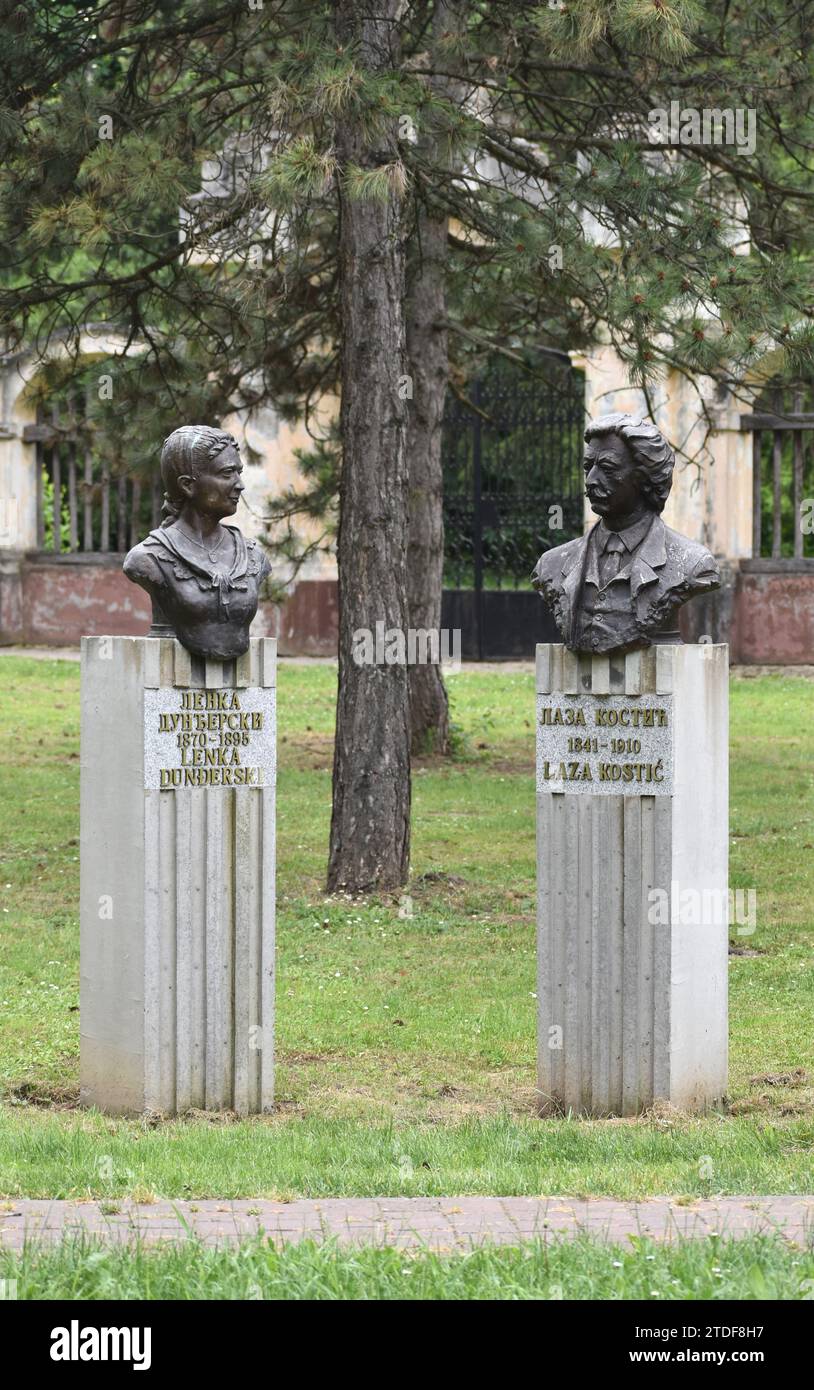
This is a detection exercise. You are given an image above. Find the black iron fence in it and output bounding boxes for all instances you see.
[27,404,157,553]
[442,356,586,656]
[443,356,585,587]
[740,385,814,559]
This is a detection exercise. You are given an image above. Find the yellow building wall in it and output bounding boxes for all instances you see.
[222,399,339,585]
[576,346,754,559]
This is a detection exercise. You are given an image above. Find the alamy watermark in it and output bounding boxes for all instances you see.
[648,880,757,936]
[352,621,461,672]
[648,101,756,157]
[50,1322,151,1370]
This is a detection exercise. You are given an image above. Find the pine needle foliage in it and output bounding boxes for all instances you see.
[1,0,813,492]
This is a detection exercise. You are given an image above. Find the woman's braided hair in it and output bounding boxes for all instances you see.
[159,425,238,528]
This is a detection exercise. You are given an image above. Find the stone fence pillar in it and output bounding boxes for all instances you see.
[80,635,276,1116]
[536,642,728,1116]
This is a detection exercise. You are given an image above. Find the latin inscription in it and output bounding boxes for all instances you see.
[144,687,276,790]
[536,693,673,795]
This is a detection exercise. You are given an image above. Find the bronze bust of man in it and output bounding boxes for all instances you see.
[531,412,720,654]
[123,425,271,661]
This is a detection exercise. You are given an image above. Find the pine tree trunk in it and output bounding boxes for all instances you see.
[405,0,463,756]
[327,0,411,893]
[406,208,450,755]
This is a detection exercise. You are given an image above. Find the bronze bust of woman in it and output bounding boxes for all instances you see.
[123,425,271,661]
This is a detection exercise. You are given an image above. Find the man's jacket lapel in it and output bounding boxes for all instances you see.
[560,528,593,646]
[631,516,667,620]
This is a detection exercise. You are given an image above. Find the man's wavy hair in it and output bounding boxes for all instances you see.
[584,413,675,514]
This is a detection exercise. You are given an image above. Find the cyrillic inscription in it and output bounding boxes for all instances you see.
[536,693,673,795]
[144,687,276,790]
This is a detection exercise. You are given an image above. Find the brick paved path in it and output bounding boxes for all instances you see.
[1,1196,812,1251]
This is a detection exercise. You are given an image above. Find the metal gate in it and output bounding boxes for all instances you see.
[442,356,585,658]
[26,398,158,554]
[740,383,814,559]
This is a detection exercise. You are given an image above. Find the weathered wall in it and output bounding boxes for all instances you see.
[575,346,755,561]
[732,562,814,664]
[0,554,151,644]
[2,345,810,661]
[0,552,343,654]
[0,347,339,655]
[4,551,813,663]
[257,578,339,657]
[680,559,814,664]
[0,351,39,552]
[679,560,740,650]
[222,402,338,586]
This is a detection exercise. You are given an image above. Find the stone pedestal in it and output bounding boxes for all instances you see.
[536,643,728,1116]
[80,636,276,1116]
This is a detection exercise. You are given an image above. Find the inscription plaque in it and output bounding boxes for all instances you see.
[536,692,673,795]
[144,686,276,790]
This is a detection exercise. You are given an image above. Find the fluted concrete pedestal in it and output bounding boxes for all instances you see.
[80,636,276,1116]
[536,643,728,1116]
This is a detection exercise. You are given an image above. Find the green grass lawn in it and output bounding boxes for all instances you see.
[2,1232,810,1301]
[0,657,812,1199]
